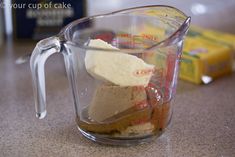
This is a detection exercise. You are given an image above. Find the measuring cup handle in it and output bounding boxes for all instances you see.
[30,36,61,119]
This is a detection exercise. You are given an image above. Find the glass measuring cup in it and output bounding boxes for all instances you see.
[30,5,190,145]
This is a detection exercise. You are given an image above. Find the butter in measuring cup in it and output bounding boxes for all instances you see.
[76,39,168,137]
[85,39,155,87]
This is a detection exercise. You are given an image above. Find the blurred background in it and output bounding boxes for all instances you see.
[1,0,234,84]
[86,0,235,34]
[0,0,235,44]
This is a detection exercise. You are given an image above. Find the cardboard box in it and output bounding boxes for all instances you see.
[13,0,86,40]
[180,27,235,84]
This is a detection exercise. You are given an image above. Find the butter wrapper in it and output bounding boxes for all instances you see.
[180,26,234,84]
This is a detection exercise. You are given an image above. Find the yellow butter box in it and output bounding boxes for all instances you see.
[180,27,234,84]
[190,26,235,49]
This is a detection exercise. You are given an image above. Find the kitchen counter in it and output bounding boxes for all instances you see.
[0,40,234,157]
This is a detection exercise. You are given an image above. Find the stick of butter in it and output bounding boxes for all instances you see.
[88,85,147,122]
[85,39,155,87]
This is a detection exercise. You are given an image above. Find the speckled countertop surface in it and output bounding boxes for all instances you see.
[0,41,234,157]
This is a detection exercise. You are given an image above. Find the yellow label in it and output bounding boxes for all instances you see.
[180,54,202,84]
[191,25,235,49]
[180,26,234,84]
[202,48,233,79]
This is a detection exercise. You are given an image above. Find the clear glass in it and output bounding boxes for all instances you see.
[30,5,190,145]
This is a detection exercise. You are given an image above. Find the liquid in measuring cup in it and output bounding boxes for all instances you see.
[76,81,172,139]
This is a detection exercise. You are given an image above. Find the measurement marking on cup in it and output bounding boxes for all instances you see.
[111,33,160,47]
[133,68,156,77]
[134,99,148,110]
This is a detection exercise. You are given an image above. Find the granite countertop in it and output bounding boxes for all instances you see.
[0,41,234,157]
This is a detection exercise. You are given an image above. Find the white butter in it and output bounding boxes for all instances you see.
[85,39,155,86]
